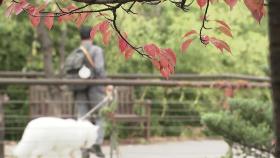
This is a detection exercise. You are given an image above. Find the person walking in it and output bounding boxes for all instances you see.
[65,26,107,158]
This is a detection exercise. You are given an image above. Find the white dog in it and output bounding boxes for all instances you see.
[13,117,98,158]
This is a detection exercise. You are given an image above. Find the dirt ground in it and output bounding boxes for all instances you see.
[5,139,229,158]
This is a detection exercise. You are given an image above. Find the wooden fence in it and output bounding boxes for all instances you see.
[0,74,271,158]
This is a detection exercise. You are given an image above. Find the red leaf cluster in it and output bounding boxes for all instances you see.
[144,44,176,78]
[181,28,231,54]
[76,13,90,28]
[99,21,112,45]
[15,0,28,15]
[117,33,134,60]
[5,0,28,17]
[58,4,91,27]
[181,39,193,53]
[209,37,231,53]
[27,6,40,27]
[5,1,56,29]
[144,44,161,58]
[181,30,197,53]
[244,0,265,23]
[44,13,54,30]
[90,20,112,45]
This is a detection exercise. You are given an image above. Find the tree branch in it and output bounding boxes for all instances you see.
[199,0,210,44]
[72,0,160,4]
[110,7,150,58]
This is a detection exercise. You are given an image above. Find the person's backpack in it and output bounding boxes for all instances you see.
[64,47,94,91]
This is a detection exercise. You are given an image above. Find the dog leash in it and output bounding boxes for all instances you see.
[79,86,115,121]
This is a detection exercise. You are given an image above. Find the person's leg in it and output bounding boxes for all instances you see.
[75,90,89,118]
[88,86,106,158]
[95,117,105,145]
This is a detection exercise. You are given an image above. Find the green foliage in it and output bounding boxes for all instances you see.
[228,98,272,126]
[0,1,269,74]
[0,11,33,71]
[201,98,273,155]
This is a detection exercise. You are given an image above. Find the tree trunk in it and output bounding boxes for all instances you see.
[59,25,67,77]
[37,21,54,78]
[37,20,62,116]
[268,0,280,157]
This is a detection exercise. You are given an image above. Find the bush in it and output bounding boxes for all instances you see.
[201,98,274,157]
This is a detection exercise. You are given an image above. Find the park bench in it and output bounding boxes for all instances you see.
[29,85,151,139]
[111,86,151,139]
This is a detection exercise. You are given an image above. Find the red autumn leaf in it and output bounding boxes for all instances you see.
[160,68,170,79]
[159,54,169,68]
[58,16,64,24]
[162,48,176,66]
[224,0,238,10]
[215,20,231,30]
[244,0,262,11]
[168,64,175,74]
[99,21,109,34]
[124,47,134,60]
[44,13,54,30]
[143,44,161,58]
[15,0,29,15]
[5,3,16,17]
[117,33,133,60]
[102,30,112,45]
[244,0,265,23]
[209,37,231,53]
[90,25,99,41]
[251,8,265,23]
[58,15,66,24]
[58,13,73,24]
[197,0,207,8]
[118,33,128,53]
[218,26,233,37]
[75,13,90,28]
[181,39,193,53]
[28,7,40,27]
[183,30,197,38]
[151,59,161,70]
[29,15,40,27]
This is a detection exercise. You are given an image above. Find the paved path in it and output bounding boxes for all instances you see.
[95,140,229,158]
[6,139,229,158]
